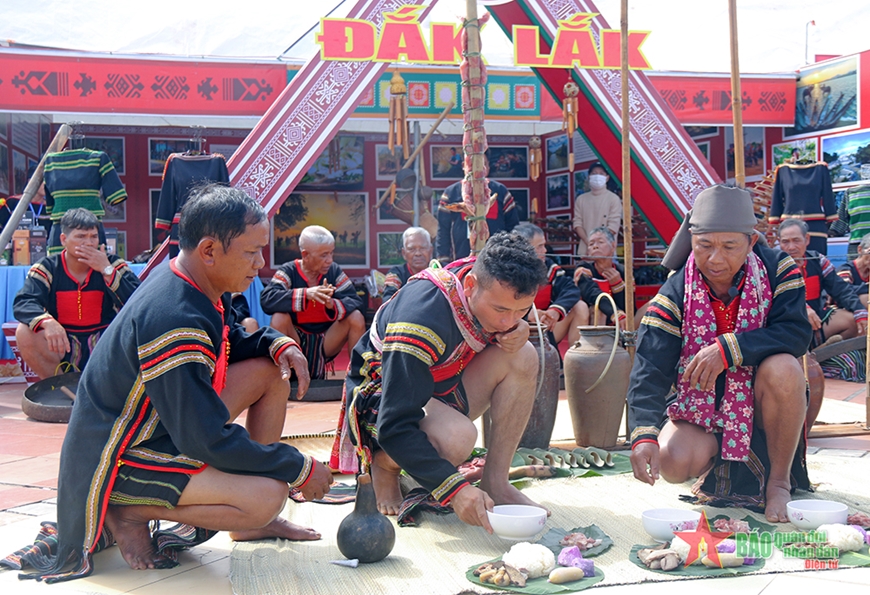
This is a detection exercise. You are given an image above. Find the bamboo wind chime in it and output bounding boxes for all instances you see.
[562,81,580,172]
[388,69,410,161]
[529,135,542,181]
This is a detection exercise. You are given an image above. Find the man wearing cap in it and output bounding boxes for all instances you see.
[627,185,812,523]
[572,162,622,257]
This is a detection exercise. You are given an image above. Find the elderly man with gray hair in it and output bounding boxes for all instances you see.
[628,184,812,523]
[383,227,433,300]
[261,225,365,380]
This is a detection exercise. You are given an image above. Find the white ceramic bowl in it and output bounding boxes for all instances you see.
[486,505,548,541]
[786,500,848,530]
[641,509,702,543]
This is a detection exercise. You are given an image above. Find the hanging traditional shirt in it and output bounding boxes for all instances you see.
[436,179,518,261]
[769,163,837,253]
[43,149,126,222]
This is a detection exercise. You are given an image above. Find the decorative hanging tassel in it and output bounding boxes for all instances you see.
[529,135,542,181]
[563,80,580,172]
[389,70,409,160]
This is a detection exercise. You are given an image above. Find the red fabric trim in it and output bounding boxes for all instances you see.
[118,459,208,475]
[55,290,103,327]
[297,461,314,489]
[804,274,821,301]
[716,340,729,368]
[141,343,217,370]
[383,335,439,361]
[295,300,337,324]
[646,304,673,322]
[272,341,297,362]
[594,279,612,294]
[440,480,470,504]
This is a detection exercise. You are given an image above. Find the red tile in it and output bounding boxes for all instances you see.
[0,456,60,485]
[0,486,56,510]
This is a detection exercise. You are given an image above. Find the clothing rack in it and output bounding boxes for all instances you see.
[186,125,206,155]
[67,121,85,150]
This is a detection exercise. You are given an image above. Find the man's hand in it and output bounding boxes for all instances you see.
[807,307,822,330]
[682,343,726,392]
[305,284,334,305]
[610,311,627,331]
[278,345,311,399]
[858,318,868,336]
[600,266,621,285]
[297,460,334,502]
[536,308,560,332]
[41,318,70,356]
[573,267,593,284]
[493,319,530,353]
[450,485,494,533]
[630,442,660,486]
[75,244,112,274]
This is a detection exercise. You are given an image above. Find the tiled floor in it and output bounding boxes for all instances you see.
[2,377,870,593]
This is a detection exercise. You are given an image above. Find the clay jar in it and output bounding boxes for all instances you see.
[518,323,561,449]
[564,325,631,449]
[336,473,395,563]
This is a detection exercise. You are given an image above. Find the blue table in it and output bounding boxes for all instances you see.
[1,264,269,360]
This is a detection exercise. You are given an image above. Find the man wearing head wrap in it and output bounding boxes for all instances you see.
[627,185,812,523]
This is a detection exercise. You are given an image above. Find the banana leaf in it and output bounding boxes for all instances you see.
[466,558,604,594]
[629,544,766,576]
[539,524,613,558]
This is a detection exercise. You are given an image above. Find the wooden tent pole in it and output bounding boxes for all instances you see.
[0,124,72,251]
[728,0,745,188]
[620,0,636,339]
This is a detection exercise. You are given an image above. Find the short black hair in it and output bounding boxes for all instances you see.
[178,184,266,251]
[472,232,547,298]
[60,208,99,234]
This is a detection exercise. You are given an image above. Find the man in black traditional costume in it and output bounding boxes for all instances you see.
[331,233,548,531]
[627,185,812,523]
[382,226,433,300]
[12,185,332,582]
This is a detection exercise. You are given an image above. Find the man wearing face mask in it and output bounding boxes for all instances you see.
[572,162,622,257]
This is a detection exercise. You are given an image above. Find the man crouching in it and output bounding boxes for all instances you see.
[20,185,332,582]
[628,185,812,523]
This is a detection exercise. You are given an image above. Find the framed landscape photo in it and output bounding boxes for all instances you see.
[149,138,189,175]
[771,138,818,168]
[298,135,364,191]
[685,126,718,139]
[785,55,859,138]
[487,146,529,179]
[377,232,405,268]
[823,128,870,187]
[724,127,765,182]
[376,144,403,181]
[430,145,463,180]
[546,173,570,212]
[272,192,369,268]
[83,136,125,175]
[546,134,569,172]
[696,141,710,161]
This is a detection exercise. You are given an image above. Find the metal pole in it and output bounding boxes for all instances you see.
[413,121,421,228]
[728,0,745,188]
[0,124,72,252]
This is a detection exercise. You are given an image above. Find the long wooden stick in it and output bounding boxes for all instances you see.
[866,313,870,429]
[374,101,454,209]
[0,124,72,251]
[620,0,635,339]
[728,0,745,188]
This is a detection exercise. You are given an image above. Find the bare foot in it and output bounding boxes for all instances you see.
[104,506,171,570]
[371,450,403,516]
[229,517,321,541]
[479,480,551,516]
[765,480,792,523]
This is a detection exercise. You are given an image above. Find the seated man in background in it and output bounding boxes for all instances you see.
[572,227,627,329]
[332,233,548,529]
[513,223,585,346]
[383,227,433,300]
[16,185,332,581]
[13,208,141,379]
[628,185,812,523]
[778,218,867,347]
[261,225,365,379]
[837,234,870,309]
[231,293,260,333]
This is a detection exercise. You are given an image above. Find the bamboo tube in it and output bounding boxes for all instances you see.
[0,124,72,251]
[375,101,454,209]
[728,0,745,188]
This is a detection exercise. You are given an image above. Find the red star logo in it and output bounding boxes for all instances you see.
[673,510,732,568]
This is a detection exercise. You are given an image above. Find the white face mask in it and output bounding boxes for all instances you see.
[589,174,607,189]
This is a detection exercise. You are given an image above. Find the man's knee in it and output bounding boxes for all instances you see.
[574,301,590,325]
[250,479,288,527]
[347,310,365,331]
[756,354,805,398]
[427,417,477,464]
